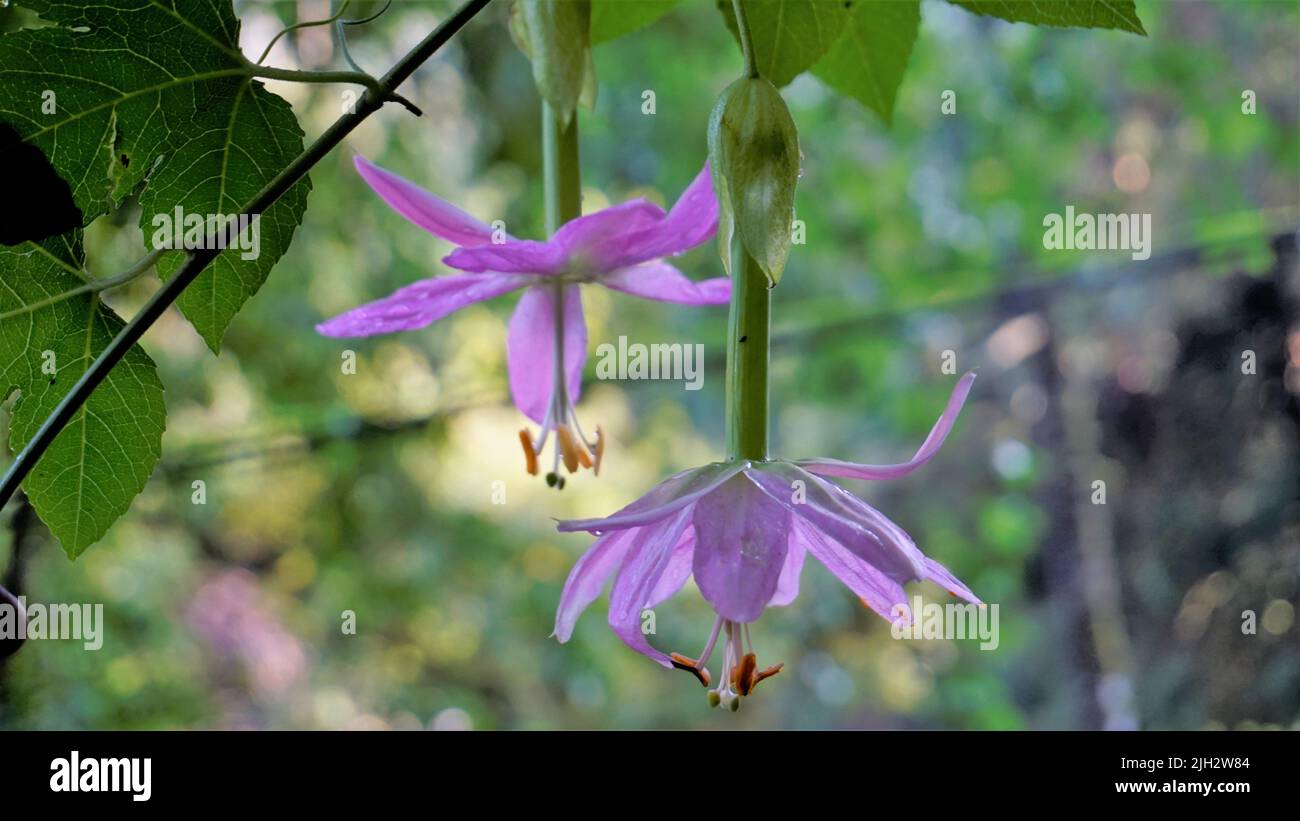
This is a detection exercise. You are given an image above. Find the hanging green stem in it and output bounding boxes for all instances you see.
[725,236,770,462]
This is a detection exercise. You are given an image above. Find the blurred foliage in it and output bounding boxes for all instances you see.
[1,0,1297,729]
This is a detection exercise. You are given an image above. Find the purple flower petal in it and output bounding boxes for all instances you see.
[646,526,696,607]
[556,460,748,534]
[443,201,666,275]
[608,507,695,667]
[923,556,981,605]
[691,473,791,623]
[443,239,568,275]
[797,372,977,481]
[551,200,667,263]
[552,528,637,643]
[591,163,719,271]
[600,261,731,305]
[792,518,908,623]
[316,273,531,337]
[746,463,926,584]
[507,284,586,424]
[354,156,498,247]
[769,533,806,607]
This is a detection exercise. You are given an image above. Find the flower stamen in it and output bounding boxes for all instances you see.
[556,424,595,472]
[519,412,601,488]
[669,652,712,687]
[592,426,605,475]
[556,424,581,472]
[731,652,758,695]
[702,620,784,705]
[753,663,783,688]
[518,429,539,476]
[517,329,603,487]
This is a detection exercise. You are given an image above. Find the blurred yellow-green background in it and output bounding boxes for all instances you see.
[1,0,1298,729]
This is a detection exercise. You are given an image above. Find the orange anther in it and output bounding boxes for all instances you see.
[752,663,784,689]
[732,653,782,696]
[670,652,712,688]
[556,425,581,473]
[518,429,538,475]
[733,652,757,695]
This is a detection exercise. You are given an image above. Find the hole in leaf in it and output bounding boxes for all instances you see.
[0,3,55,33]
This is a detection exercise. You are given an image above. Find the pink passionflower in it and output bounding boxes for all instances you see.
[318,156,728,486]
[553,373,980,708]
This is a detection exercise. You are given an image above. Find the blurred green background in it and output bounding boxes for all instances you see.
[1,0,1298,729]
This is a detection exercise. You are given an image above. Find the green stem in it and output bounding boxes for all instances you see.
[247,65,422,116]
[0,247,164,322]
[541,101,582,234]
[731,0,758,79]
[0,0,491,517]
[725,0,769,460]
[725,236,770,462]
[541,101,582,421]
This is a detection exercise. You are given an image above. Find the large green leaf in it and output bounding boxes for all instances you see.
[0,0,311,351]
[811,0,920,125]
[590,0,682,44]
[718,0,850,87]
[949,0,1146,34]
[0,234,165,558]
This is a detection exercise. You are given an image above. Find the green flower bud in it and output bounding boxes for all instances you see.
[707,75,800,285]
[511,0,596,128]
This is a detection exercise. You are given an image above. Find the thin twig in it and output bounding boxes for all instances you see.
[163,394,500,474]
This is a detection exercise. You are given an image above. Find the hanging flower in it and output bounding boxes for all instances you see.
[552,373,980,709]
[318,157,728,486]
